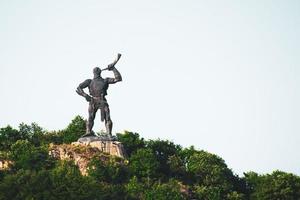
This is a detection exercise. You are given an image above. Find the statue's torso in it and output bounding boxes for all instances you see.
[88,77,108,97]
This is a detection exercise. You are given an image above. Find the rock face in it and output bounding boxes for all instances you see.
[49,137,127,175]
[49,143,126,175]
[0,160,11,170]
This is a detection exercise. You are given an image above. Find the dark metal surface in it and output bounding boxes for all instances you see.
[76,54,122,137]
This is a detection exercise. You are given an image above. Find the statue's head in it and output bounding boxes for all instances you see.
[93,67,101,77]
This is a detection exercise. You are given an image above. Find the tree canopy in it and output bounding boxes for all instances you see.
[0,116,299,200]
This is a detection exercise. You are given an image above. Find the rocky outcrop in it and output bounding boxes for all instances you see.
[0,152,11,171]
[0,160,11,170]
[49,143,126,175]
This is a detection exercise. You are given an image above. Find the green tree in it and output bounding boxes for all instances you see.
[187,150,245,199]
[0,126,20,151]
[146,139,182,179]
[193,185,222,200]
[126,176,145,199]
[227,191,246,200]
[19,122,45,146]
[0,171,5,182]
[0,169,52,200]
[61,116,86,143]
[180,145,197,165]
[116,131,145,157]
[88,155,128,184]
[145,179,187,200]
[97,183,126,200]
[10,140,53,170]
[129,148,159,179]
[193,185,246,200]
[244,170,300,200]
[41,130,64,145]
[167,154,186,179]
[49,160,102,200]
[126,177,188,200]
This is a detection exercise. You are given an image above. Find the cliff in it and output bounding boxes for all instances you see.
[49,143,126,176]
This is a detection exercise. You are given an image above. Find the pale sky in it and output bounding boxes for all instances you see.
[0,0,299,176]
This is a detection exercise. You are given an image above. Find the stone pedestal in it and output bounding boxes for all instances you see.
[72,136,127,158]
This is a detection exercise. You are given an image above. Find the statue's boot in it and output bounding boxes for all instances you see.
[82,131,95,137]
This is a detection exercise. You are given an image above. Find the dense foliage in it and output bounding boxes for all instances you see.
[0,116,299,200]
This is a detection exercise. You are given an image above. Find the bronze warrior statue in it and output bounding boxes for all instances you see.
[76,54,122,137]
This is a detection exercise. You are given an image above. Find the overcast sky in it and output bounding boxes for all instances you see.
[0,0,299,176]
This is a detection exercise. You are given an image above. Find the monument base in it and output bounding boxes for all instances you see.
[77,134,117,143]
[72,135,126,158]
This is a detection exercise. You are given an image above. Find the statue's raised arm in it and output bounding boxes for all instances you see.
[105,53,122,84]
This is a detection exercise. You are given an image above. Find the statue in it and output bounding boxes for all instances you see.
[76,54,122,138]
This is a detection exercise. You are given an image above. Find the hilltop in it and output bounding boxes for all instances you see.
[0,116,300,200]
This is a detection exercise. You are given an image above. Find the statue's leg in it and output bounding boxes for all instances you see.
[103,104,112,136]
[86,102,97,135]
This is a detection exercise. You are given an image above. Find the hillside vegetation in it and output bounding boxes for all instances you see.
[0,116,299,200]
